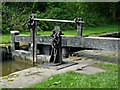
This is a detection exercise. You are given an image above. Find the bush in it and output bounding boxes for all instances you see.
[2,2,117,33]
[13,25,23,31]
[2,2,32,33]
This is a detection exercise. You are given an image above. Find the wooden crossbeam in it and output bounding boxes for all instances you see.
[15,35,120,51]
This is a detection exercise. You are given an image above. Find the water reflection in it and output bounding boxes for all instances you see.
[1,59,33,77]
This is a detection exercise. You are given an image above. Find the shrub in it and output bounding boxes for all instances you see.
[2,2,117,33]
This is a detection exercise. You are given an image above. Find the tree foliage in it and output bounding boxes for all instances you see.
[2,2,118,33]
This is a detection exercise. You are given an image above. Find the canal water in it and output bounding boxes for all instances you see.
[1,59,33,77]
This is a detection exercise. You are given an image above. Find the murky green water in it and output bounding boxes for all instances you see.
[1,59,33,77]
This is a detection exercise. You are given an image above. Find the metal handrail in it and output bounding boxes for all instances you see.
[33,18,84,23]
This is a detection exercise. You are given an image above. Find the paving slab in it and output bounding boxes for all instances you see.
[0,67,55,88]
[75,66,106,74]
[38,61,78,70]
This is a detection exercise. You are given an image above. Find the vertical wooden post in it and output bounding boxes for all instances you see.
[10,31,19,58]
[29,14,37,64]
[77,18,83,36]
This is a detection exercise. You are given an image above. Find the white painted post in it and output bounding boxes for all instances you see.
[10,31,19,58]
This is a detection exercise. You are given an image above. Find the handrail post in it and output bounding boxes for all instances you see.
[27,14,37,65]
[75,18,84,36]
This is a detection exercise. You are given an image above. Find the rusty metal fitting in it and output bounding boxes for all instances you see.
[27,14,36,29]
[74,18,84,24]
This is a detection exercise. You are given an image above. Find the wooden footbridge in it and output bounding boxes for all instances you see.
[11,14,120,64]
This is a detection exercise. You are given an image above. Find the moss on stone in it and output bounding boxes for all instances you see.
[8,79,14,82]
[2,74,19,80]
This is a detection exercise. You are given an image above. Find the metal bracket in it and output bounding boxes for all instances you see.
[74,18,84,36]
[27,14,37,65]
[27,14,36,29]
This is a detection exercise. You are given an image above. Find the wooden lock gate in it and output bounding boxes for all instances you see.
[11,14,120,65]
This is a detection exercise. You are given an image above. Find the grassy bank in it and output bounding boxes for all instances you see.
[1,24,118,44]
[27,62,118,88]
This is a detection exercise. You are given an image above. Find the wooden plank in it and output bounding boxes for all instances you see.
[36,35,52,45]
[83,37,120,51]
[15,35,31,43]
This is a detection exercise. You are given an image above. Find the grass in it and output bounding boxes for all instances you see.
[0,87,2,90]
[1,24,118,44]
[27,62,118,88]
